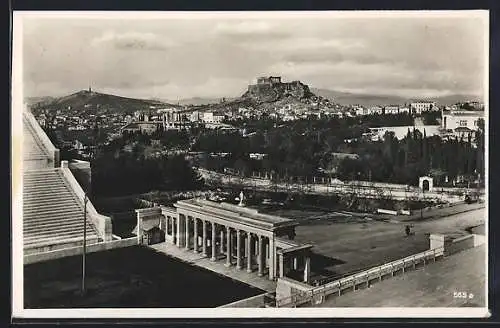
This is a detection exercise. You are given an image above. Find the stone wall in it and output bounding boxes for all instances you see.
[60,161,113,242]
[23,110,60,167]
[69,160,91,193]
[218,292,269,308]
[24,237,139,265]
[444,234,475,256]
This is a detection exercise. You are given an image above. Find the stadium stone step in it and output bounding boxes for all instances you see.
[24,230,98,243]
[23,206,82,216]
[24,226,97,239]
[22,117,103,254]
[23,200,81,211]
[23,220,93,232]
[24,235,100,250]
[23,213,86,225]
[23,197,79,207]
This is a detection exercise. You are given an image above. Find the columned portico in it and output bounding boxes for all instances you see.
[276,244,314,284]
[166,199,308,284]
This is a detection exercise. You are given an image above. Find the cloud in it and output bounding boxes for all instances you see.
[212,20,290,41]
[21,14,487,100]
[214,21,274,35]
[91,31,176,51]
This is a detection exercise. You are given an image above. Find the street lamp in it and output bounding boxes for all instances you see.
[82,190,88,295]
[82,123,98,296]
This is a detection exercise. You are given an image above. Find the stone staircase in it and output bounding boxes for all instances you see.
[23,168,100,255]
[23,118,49,162]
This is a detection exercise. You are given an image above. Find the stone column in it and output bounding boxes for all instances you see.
[220,230,225,254]
[236,229,242,269]
[176,214,182,247]
[136,214,142,244]
[225,226,232,267]
[211,222,217,261]
[279,253,284,278]
[265,241,269,267]
[246,232,252,273]
[185,216,190,250]
[258,235,264,276]
[193,218,199,253]
[202,220,207,257]
[293,257,298,270]
[268,237,275,280]
[303,256,311,283]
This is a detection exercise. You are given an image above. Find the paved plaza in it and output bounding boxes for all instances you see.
[148,242,277,292]
[287,207,485,282]
[317,244,486,307]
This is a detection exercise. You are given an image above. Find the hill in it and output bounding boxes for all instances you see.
[25,96,56,106]
[29,90,179,113]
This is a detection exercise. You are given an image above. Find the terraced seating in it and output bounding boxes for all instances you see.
[23,118,50,162]
[23,168,99,254]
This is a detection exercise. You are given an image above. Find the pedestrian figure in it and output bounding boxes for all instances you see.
[405,225,411,237]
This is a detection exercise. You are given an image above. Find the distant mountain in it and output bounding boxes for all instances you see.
[29,90,180,113]
[311,88,407,107]
[431,94,483,106]
[163,97,238,106]
[312,88,482,107]
[25,96,56,106]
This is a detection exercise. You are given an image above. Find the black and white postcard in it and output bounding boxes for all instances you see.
[11,10,490,318]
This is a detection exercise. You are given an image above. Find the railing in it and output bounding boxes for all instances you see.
[275,246,445,308]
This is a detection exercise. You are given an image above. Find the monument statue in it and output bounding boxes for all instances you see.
[238,191,245,206]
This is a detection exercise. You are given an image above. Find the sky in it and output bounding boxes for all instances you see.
[19,12,488,101]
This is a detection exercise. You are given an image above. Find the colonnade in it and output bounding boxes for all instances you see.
[164,212,276,280]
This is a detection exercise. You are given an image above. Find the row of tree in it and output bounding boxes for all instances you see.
[192,119,485,186]
[91,152,204,197]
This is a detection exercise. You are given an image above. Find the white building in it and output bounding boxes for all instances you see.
[355,107,369,116]
[441,110,484,139]
[384,105,400,115]
[410,101,437,114]
[190,111,201,122]
[202,111,225,124]
[369,106,383,115]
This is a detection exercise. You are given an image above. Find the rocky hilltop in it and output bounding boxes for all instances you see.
[28,89,179,113]
[242,76,316,103]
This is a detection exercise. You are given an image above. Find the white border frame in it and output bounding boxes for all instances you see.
[11,10,490,319]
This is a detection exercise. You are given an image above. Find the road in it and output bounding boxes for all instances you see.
[197,169,468,203]
[412,207,485,236]
[292,207,485,279]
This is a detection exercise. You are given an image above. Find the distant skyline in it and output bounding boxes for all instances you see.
[18,11,488,100]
